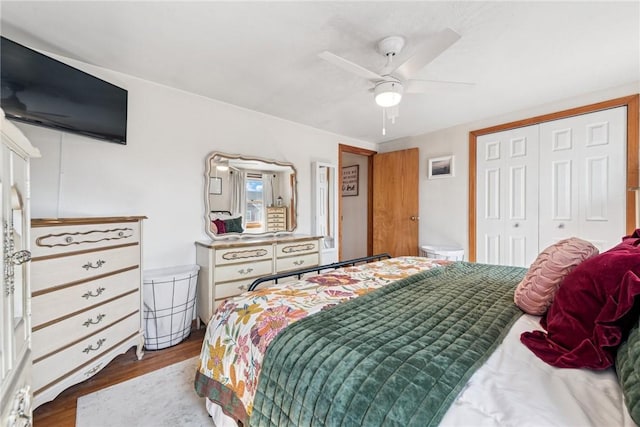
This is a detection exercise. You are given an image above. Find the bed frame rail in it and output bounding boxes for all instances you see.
[247,253,392,291]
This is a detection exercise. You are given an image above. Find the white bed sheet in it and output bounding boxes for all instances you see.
[440,314,636,427]
[206,314,636,427]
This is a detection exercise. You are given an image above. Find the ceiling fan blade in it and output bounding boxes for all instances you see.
[393,28,461,81]
[405,79,475,94]
[318,51,384,82]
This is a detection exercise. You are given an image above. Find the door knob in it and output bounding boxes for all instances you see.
[513,223,519,228]
[410,216,420,221]
[558,223,565,229]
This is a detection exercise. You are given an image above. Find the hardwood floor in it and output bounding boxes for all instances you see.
[33,326,206,427]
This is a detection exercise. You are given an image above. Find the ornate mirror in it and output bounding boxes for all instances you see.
[204,152,297,240]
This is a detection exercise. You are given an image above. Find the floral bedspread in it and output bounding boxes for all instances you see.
[194,256,451,424]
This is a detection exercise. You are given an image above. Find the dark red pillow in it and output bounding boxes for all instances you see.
[213,218,226,234]
[521,230,640,369]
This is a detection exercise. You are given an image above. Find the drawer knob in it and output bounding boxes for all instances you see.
[83,313,106,327]
[238,284,247,291]
[82,259,106,270]
[82,287,106,299]
[293,260,305,266]
[65,236,73,243]
[82,338,106,354]
[238,267,254,275]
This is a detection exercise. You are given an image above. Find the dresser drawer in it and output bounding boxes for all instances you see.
[215,259,273,283]
[32,291,139,360]
[32,268,140,328]
[31,244,140,293]
[276,253,320,272]
[33,313,139,395]
[31,221,140,258]
[214,244,273,265]
[276,239,319,257]
[215,278,259,301]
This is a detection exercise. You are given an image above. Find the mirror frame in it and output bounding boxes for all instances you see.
[204,151,298,240]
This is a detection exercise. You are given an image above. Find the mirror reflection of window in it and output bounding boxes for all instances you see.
[245,173,264,231]
[205,152,298,239]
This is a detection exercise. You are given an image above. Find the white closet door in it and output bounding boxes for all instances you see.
[539,107,626,252]
[477,125,539,266]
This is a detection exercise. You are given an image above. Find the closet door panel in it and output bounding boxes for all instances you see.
[581,109,626,252]
[551,160,572,220]
[539,107,626,252]
[476,135,501,264]
[484,234,501,265]
[477,137,503,264]
[477,125,538,266]
[509,165,526,219]
[485,168,501,219]
[540,130,579,248]
[509,236,527,266]
[546,158,578,246]
[585,155,609,221]
[506,126,539,267]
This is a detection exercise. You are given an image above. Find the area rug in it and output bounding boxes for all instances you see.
[76,357,211,426]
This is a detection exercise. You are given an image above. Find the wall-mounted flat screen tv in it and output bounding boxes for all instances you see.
[1,36,127,144]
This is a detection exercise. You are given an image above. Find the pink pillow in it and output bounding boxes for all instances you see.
[514,237,598,315]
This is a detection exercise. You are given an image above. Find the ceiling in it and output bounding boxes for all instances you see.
[1,1,639,144]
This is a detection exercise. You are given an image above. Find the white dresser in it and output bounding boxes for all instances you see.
[0,112,40,427]
[30,216,145,408]
[195,235,321,323]
[265,206,287,231]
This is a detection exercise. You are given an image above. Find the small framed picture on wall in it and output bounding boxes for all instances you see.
[342,165,359,196]
[428,155,455,179]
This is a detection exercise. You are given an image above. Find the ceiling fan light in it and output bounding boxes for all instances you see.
[374,81,403,107]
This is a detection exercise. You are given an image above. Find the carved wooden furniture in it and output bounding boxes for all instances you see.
[195,235,321,323]
[30,216,145,408]
[0,111,40,427]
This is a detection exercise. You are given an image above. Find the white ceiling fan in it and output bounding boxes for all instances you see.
[318,28,472,134]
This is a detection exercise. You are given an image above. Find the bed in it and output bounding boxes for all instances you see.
[194,254,639,427]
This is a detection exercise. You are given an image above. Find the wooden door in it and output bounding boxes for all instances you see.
[372,148,419,257]
[476,125,539,266]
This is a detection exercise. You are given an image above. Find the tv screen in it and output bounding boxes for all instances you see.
[1,36,127,144]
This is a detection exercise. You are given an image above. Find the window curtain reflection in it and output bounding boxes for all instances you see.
[230,169,246,219]
[263,173,275,207]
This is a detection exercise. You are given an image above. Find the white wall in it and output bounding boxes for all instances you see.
[341,152,369,259]
[379,82,640,259]
[17,54,376,270]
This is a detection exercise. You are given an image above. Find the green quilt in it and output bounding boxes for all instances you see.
[250,262,525,427]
